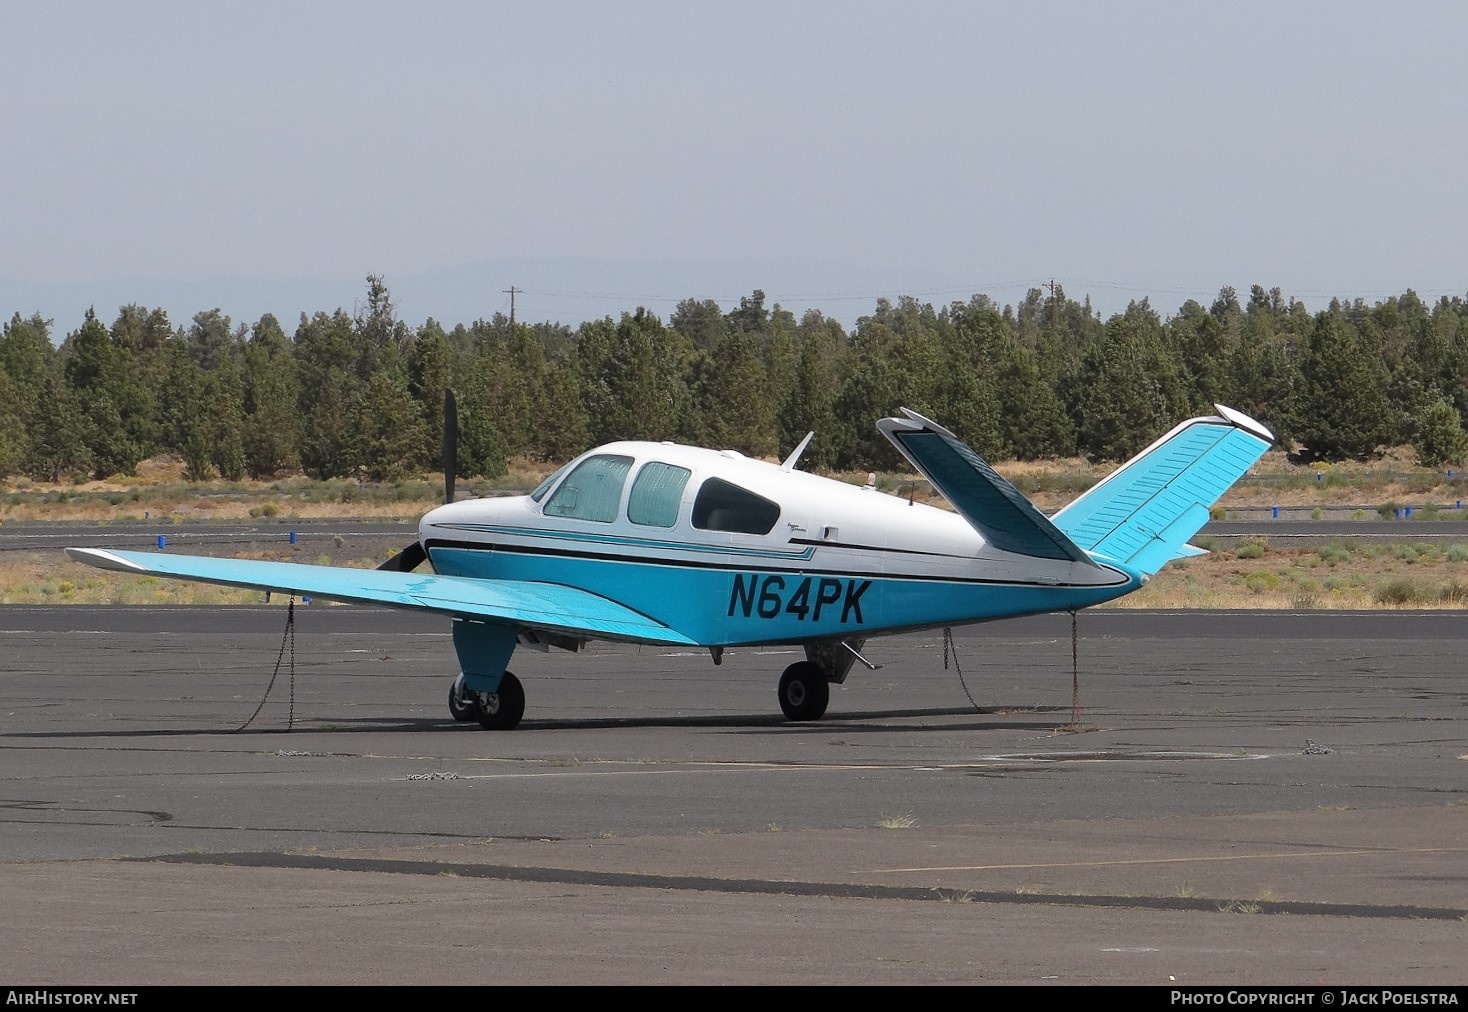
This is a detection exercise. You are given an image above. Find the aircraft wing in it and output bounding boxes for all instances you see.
[877,409,1097,566]
[65,548,698,646]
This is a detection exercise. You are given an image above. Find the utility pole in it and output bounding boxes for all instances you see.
[1046,278,1060,330]
[504,285,519,329]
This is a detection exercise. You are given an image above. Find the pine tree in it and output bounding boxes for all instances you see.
[207,354,246,481]
[294,310,358,479]
[0,313,55,477]
[24,370,87,482]
[65,309,141,478]
[456,357,509,480]
[777,311,843,470]
[242,314,299,478]
[109,305,171,459]
[407,319,454,471]
[1293,310,1397,461]
[1072,302,1185,462]
[702,329,773,455]
[536,363,589,461]
[0,370,25,476]
[355,365,423,481]
[1413,398,1466,468]
[159,336,213,481]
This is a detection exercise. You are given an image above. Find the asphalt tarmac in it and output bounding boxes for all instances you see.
[1,606,1465,985]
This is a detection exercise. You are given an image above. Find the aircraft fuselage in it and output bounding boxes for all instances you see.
[420,440,1141,648]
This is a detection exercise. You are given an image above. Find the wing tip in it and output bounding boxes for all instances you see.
[1213,404,1275,444]
[65,547,148,573]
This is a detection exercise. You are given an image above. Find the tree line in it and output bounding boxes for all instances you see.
[2,276,1466,485]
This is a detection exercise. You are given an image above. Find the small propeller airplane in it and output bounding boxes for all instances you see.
[68,401,1272,729]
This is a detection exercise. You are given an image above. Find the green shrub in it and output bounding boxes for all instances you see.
[1374,580,1422,606]
[1235,538,1268,560]
[1245,570,1280,594]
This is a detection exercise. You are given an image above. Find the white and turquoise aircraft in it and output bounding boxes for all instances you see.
[68,405,1272,730]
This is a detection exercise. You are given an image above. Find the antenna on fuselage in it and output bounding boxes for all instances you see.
[780,431,815,471]
[897,479,928,505]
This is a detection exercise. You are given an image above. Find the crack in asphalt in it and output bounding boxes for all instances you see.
[142,850,1468,922]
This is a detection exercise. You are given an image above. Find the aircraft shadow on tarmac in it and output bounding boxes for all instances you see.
[4,706,1066,738]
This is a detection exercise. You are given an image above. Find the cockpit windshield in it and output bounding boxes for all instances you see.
[542,455,634,522]
[529,463,571,503]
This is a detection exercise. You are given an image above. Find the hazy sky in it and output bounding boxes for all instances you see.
[4,1,1466,334]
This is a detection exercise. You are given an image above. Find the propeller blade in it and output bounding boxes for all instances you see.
[377,541,427,573]
[443,387,458,505]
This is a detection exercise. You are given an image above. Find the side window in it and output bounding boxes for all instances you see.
[542,455,633,522]
[692,477,780,535]
[627,462,691,528]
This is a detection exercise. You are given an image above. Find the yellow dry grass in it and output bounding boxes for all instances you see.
[0,456,562,524]
[1109,539,1468,610]
[5,446,1462,523]
[0,553,278,606]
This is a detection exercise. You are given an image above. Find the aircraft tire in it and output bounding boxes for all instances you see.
[778,662,829,721]
[473,671,525,730]
[448,674,476,722]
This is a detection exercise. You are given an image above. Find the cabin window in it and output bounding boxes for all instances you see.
[692,477,780,535]
[542,454,633,522]
[627,462,691,528]
[529,463,570,503]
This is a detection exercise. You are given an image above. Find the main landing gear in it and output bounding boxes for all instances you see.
[448,670,525,730]
[776,638,878,722]
[778,662,830,721]
[449,620,524,730]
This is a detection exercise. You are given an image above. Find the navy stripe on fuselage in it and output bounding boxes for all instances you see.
[787,536,984,560]
[430,522,815,561]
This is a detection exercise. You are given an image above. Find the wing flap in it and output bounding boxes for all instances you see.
[65,548,697,646]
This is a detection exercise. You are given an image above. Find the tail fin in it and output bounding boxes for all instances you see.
[878,409,1096,567]
[1051,405,1272,575]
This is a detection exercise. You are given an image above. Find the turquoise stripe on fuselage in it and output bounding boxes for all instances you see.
[433,522,817,561]
[427,543,1142,646]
